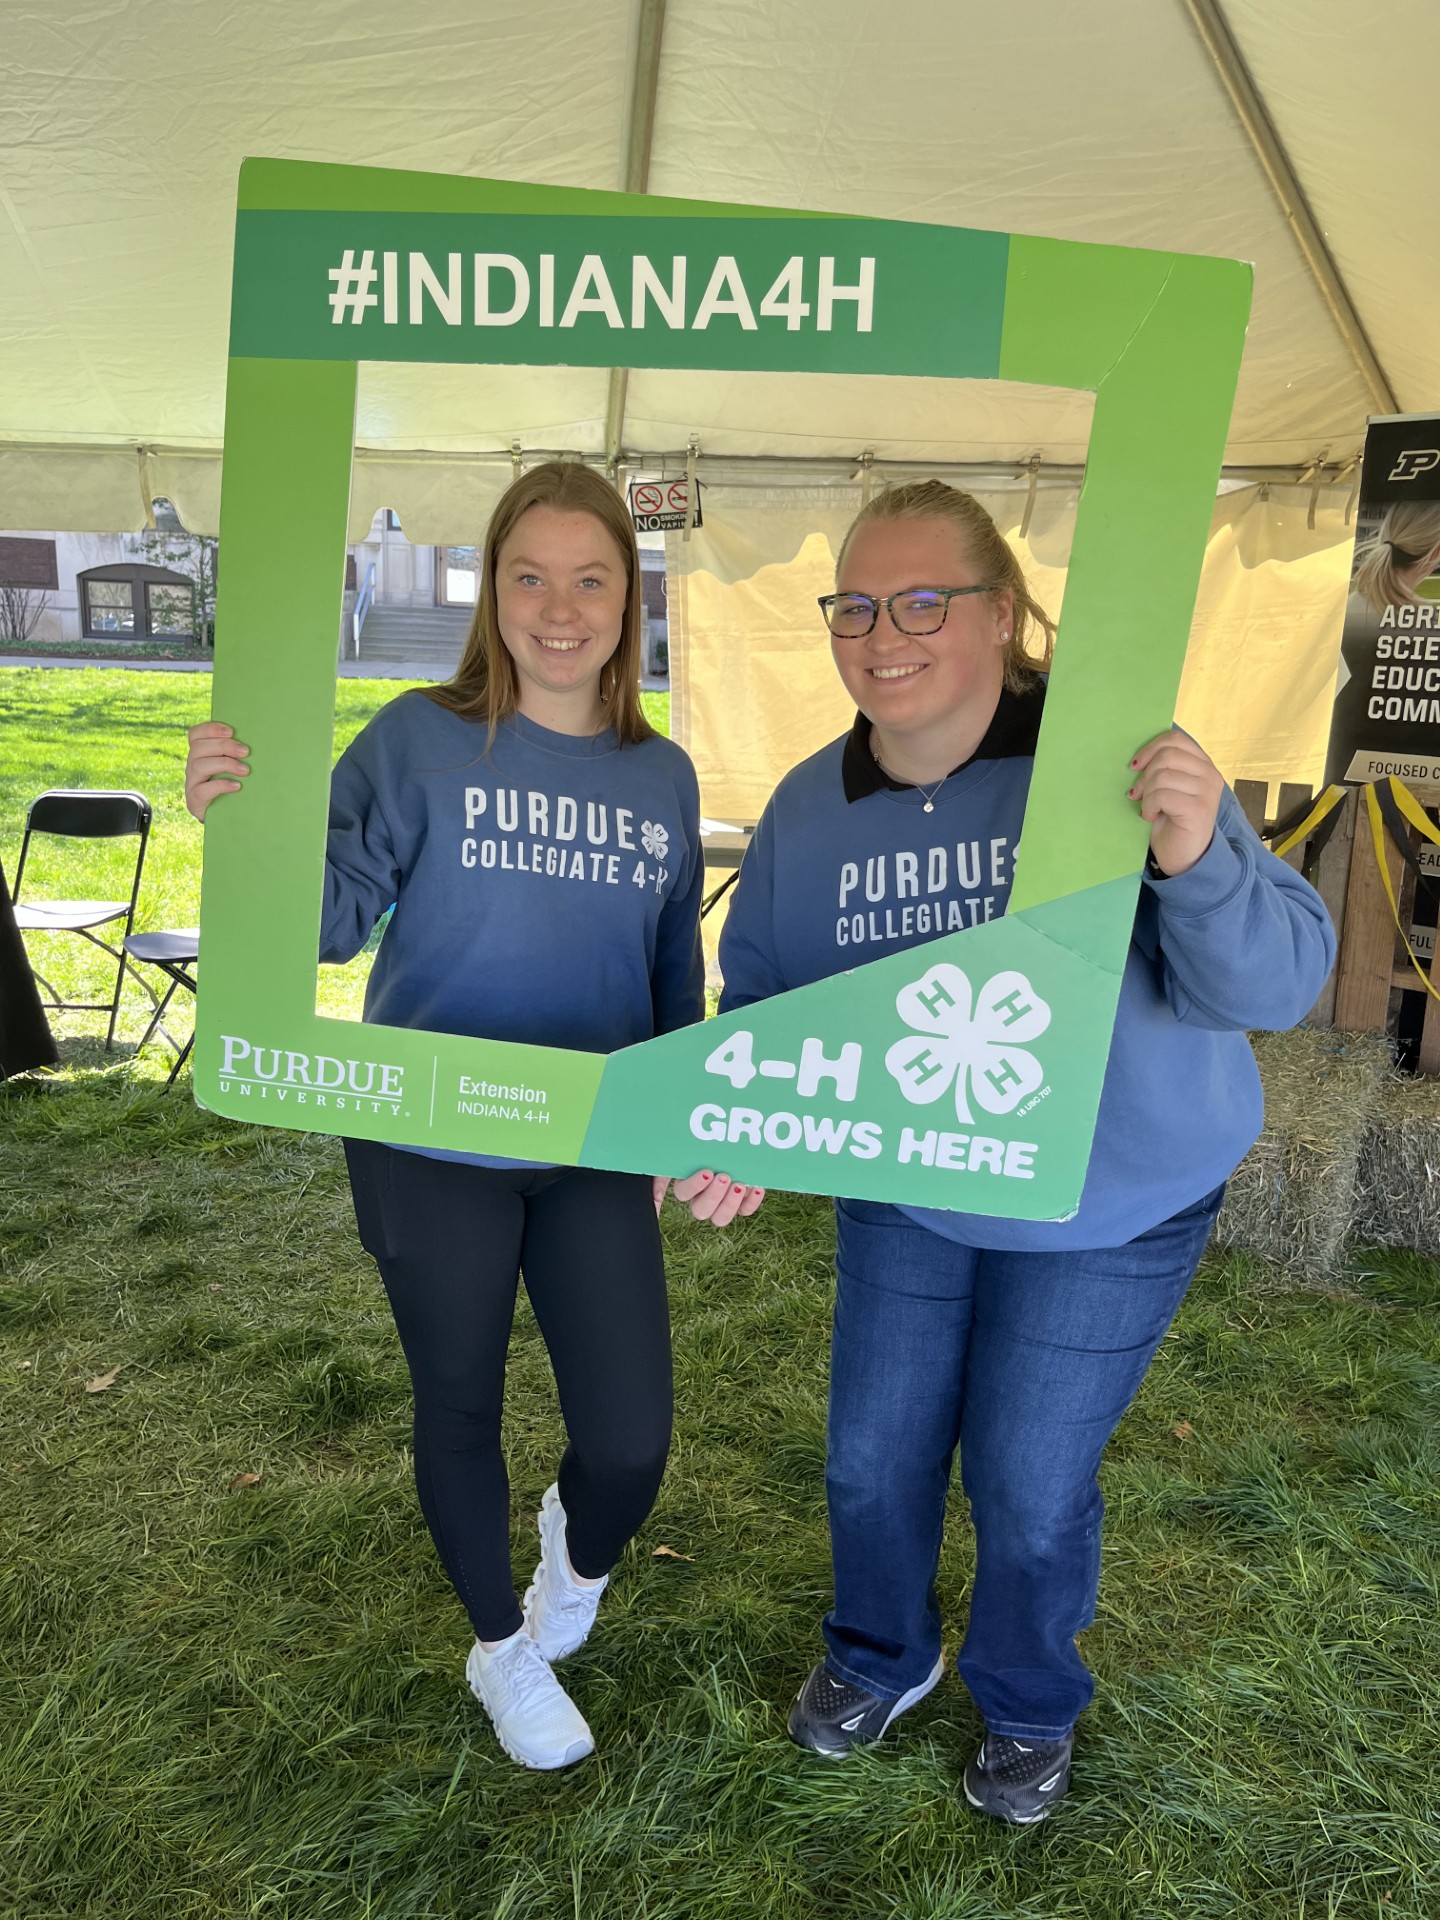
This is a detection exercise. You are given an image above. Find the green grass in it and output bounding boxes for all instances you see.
[2,669,1437,1916]
[0,1074,1436,1919]
[1,666,670,1045]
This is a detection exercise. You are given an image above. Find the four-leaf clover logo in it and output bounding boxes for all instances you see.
[885,964,1051,1123]
[641,819,669,861]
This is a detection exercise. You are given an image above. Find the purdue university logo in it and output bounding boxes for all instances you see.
[218,1035,405,1111]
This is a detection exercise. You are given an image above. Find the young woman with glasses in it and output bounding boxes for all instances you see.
[185,462,759,1774]
[714,479,1334,1823]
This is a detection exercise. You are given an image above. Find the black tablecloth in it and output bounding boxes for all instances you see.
[0,858,58,1076]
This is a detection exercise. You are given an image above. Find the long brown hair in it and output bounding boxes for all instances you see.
[838,479,1056,692]
[426,461,654,744]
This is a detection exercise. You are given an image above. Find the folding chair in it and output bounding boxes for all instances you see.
[700,819,754,919]
[123,929,199,1086]
[11,789,153,1049]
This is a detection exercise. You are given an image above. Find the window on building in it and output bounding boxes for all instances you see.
[150,497,187,534]
[79,564,195,639]
[146,582,194,635]
[84,579,137,633]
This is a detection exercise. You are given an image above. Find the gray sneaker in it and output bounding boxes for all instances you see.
[963,1730,1073,1824]
[787,1654,945,1756]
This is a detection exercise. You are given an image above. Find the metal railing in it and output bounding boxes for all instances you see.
[351,561,376,659]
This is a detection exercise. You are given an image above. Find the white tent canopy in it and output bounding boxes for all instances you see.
[3,1,1438,799]
[3,0,1437,527]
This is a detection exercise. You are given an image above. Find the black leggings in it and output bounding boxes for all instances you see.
[344,1141,673,1642]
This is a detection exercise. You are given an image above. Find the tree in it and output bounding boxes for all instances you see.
[0,583,49,645]
[135,511,219,644]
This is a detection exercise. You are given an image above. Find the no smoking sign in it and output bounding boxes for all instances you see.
[628,477,703,532]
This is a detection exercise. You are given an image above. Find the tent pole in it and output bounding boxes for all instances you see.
[1180,0,1399,418]
[605,0,668,474]
[0,437,1375,492]
[604,371,631,481]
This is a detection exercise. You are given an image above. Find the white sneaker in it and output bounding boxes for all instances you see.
[465,1630,594,1770]
[522,1482,608,1663]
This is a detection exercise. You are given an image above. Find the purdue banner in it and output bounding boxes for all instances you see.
[1326,413,1440,787]
[196,160,1249,1221]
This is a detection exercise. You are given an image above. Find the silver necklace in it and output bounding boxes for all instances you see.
[873,737,948,812]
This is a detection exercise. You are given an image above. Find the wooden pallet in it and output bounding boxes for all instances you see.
[1233,777,1440,1073]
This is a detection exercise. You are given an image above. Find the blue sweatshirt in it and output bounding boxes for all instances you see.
[718,689,1336,1250]
[321,693,706,1160]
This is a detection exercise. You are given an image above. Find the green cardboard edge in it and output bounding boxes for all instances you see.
[581,875,1139,1218]
[193,160,1250,1220]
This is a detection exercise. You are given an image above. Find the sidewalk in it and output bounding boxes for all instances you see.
[1,653,671,689]
[2,654,213,673]
[0,653,425,679]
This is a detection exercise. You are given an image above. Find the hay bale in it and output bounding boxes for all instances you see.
[1353,1072,1440,1255]
[1213,1028,1393,1279]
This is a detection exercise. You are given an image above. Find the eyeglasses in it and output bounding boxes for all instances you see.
[817,584,998,638]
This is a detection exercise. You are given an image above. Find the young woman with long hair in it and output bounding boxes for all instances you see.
[186,461,759,1771]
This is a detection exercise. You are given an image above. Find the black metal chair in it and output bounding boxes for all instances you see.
[123,929,198,1086]
[11,789,153,1049]
[700,820,754,919]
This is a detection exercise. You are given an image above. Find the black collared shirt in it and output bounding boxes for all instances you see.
[840,680,1047,803]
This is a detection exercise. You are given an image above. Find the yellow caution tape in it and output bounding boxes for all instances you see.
[1365,778,1440,1004]
[1383,773,1440,850]
[1269,783,1349,859]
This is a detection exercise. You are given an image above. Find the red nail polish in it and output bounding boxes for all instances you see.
[700,1171,712,1182]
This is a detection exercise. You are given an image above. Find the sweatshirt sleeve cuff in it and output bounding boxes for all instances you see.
[1142,825,1247,918]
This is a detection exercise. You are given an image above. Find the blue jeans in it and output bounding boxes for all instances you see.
[823,1186,1225,1740]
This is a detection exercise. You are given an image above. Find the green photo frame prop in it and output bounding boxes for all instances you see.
[197,159,1250,1222]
